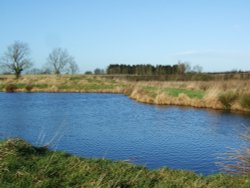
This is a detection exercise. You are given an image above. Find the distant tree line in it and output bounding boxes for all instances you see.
[5,41,250,81]
[106,63,199,75]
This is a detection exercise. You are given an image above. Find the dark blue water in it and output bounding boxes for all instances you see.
[0,93,249,175]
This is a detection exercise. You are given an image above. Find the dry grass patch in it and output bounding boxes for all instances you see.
[240,93,250,109]
[218,91,238,110]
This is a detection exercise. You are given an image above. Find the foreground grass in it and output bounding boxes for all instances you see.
[0,74,250,112]
[0,139,250,188]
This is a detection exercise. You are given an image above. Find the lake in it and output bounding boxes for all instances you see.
[0,92,249,175]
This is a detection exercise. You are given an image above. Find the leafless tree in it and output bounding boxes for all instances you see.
[0,41,32,78]
[68,60,79,74]
[192,65,203,73]
[46,48,79,74]
[177,61,190,74]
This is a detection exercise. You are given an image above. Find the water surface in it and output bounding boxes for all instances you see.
[0,92,249,175]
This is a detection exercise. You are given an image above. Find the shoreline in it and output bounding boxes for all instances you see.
[1,89,250,115]
[0,74,250,114]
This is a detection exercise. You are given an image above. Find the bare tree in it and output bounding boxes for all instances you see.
[46,48,79,74]
[68,60,79,74]
[192,65,203,73]
[176,61,191,74]
[0,41,32,78]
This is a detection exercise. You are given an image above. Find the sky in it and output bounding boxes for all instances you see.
[0,0,250,72]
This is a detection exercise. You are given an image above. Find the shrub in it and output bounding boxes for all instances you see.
[0,84,4,90]
[218,91,238,109]
[5,84,17,92]
[240,93,250,109]
[25,84,33,92]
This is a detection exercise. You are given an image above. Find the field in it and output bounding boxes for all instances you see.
[0,74,250,112]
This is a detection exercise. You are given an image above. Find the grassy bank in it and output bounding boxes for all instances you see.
[0,138,250,187]
[0,74,250,112]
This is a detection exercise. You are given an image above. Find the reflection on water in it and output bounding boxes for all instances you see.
[0,92,249,175]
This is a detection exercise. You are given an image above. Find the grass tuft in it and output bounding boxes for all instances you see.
[25,84,33,92]
[218,91,238,109]
[240,93,250,109]
[5,84,17,92]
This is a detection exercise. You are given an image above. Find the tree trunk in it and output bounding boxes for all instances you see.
[15,71,21,79]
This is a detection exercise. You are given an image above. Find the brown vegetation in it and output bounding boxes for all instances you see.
[5,84,18,92]
[0,74,250,113]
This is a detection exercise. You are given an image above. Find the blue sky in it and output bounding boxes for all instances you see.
[0,0,250,72]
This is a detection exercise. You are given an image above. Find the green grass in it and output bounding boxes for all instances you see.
[85,77,103,83]
[0,139,249,188]
[143,86,158,97]
[57,84,117,91]
[143,86,158,92]
[1,83,31,90]
[164,88,205,99]
[80,84,116,90]
[15,83,27,89]
[33,84,49,89]
[143,86,205,99]
[68,75,86,81]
